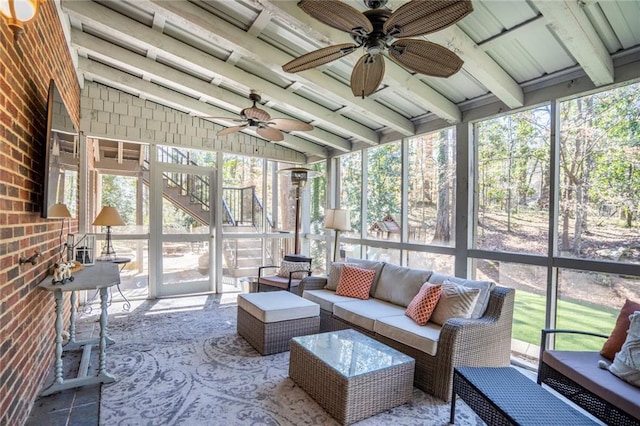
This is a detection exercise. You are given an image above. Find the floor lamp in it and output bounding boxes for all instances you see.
[325,209,351,263]
[93,206,124,260]
[279,167,318,254]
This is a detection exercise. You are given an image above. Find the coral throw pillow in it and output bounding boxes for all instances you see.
[600,311,640,388]
[405,282,442,325]
[335,264,375,300]
[601,299,640,360]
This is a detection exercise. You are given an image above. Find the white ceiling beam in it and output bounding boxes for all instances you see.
[71,30,350,152]
[140,0,413,136]
[259,0,461,122]
[63,0,378,147]
[77,58,327,158]
[532,0,614,86]
[427,26,524,109]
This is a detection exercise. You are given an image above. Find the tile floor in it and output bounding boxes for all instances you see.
[26,308,104,426]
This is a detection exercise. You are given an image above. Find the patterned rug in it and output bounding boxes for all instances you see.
[100,294,483,425]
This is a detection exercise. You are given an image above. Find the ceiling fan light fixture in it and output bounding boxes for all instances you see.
[286,0,473,98]
[212,91,314,142]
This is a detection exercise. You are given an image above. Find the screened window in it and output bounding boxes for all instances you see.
[407,129,456,246]
[475,107,551,254]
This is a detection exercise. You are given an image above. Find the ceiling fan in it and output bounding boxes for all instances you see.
[210,92,314,142]
[282,0,473,98]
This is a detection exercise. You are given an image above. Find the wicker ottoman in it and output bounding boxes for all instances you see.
[289,329,415,425]
[237,291,320,355]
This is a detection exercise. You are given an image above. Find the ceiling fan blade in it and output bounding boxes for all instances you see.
[257,126,284,142]
[298,0,373,34]
[267,118,314,132]
[389,39,463,77]
[283,43,357,73]
[217,125,247,137]
[384,0,473,38]
[350,54,385,98]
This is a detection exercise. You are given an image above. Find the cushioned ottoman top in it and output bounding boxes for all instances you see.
[238,291,319,323]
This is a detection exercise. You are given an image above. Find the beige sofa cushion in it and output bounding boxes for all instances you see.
[374,315,441,356]
[428,272,495,319]
[302,289,359,312]
[333,299,405,332]
[373,263,433,307]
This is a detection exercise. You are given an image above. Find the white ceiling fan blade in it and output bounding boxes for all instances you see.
[268,118,313,132]
[217,125,247,136]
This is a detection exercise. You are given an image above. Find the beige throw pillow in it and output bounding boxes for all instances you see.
[325,262,347,290]
[277,260,310,279]
[599,311,640,388]
[430,280,481,326]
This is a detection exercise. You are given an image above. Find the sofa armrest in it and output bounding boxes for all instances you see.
[298,276,327,296]
[540,328,608,350]
[433,287,515,398]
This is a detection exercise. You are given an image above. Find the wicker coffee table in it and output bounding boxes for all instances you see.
[451,366,599,425]
[289,329,415,425]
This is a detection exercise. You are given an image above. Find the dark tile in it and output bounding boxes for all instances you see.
[34,389,76,413]
[73,385,101,406]
[67,403,99,426]
[25,407,69,426]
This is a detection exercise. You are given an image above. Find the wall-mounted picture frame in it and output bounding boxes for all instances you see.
[67,234,96,266]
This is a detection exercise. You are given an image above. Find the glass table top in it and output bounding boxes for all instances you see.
[292,329,414,378]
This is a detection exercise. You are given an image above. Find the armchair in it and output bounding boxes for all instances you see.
[257,255,312,293]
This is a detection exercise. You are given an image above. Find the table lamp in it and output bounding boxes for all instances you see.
[93,206,124,260]
[324,208,351,263]
[48,203,71,262]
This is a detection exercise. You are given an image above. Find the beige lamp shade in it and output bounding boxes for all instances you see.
[93,206,125,226]
[47,203,71,219]
[324,209,351,231]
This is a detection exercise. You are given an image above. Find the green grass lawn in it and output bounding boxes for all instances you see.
[513,291,618,351]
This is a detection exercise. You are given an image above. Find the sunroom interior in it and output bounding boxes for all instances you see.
[2,0,640,423]
[57,0,640,365]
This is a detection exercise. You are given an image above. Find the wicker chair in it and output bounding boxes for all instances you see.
[298,276,515,401]
[257,254,312,293]
[537,329,640,425]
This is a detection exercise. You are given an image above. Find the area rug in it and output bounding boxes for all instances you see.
[99,294,482,425]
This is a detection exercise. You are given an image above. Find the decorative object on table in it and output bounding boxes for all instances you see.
[200,91,314,142]
[0,0,42,40]
[93,206,125,261]
[282,0,472,97]
[67,234,96,265]
[48,203,71,262]
[324,208,350,262]
[51,261,77,285]
[278,166,319,254]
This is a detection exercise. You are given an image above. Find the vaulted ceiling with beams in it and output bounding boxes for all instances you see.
[62,0,640,162]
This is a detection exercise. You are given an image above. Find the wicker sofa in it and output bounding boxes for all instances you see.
[298,260,515,401]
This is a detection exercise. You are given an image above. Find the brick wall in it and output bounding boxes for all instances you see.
[0,3,80,425]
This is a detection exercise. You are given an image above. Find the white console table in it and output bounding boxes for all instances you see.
[39,261,120,396]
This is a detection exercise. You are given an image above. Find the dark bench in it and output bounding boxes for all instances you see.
[538,329,640,426]
[451,366,599,425]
